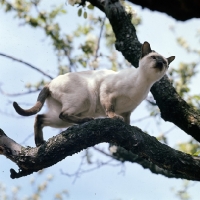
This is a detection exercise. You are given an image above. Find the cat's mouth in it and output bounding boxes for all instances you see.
[154,65,164,71]
[154,61,167,71]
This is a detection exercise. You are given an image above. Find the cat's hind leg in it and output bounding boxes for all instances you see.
[120,112,131,124]
[34,114,45,147]
[59,110,94,124]
[34,113,74,147]
[59,100,94,124]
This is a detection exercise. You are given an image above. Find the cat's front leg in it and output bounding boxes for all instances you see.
[104,103,124,122]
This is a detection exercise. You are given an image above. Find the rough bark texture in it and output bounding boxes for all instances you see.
[127,0,200,21]
[151,76,200,142]
[88,0,200,21]
[112,146,196,180]
[1,119,200,180]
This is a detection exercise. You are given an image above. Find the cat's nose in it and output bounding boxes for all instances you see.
[154,60,163,70]
[157,61,163,67]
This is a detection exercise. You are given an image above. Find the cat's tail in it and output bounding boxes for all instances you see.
[13,85,50,116]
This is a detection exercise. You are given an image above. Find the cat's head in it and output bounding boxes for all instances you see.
[139,41,175,82]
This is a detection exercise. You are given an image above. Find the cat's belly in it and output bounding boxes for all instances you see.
[81,105,106,118]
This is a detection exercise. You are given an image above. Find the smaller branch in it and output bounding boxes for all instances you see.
[61,150,120,183]
[0,87,40,97]
[0,109,24,119]
[90,16,106,70]
[95,16,106,59]
[94,145,192,180]
[0,53,53,80]
[131,115,152,123]
[63,49,75,72]
[93,146,113,158]
[163,125,177,135]
[20,133,34,145]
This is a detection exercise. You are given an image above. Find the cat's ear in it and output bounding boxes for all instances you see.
[167,56,175,65]
[141,41,152,58]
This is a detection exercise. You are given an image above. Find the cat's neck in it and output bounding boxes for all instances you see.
[136,66,161,86]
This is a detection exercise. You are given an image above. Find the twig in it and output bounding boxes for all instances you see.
[0,53,53,80]
[20,133,34,145]
[95,16,106,60]
[93,146,114,158]
[0,87,40,96]
[60,158,119,183]
[61,147,120,183]
[91,16,106,70]
[131,115,152,123]
[163,125,177,135]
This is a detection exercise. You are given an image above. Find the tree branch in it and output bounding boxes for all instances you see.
[0,119,200,180]
[0,87,40,96]
[127,0,200,21]
[111,146,193,180]
[94,145,186,179]
[0,53,53,80]
[87,0,200,142]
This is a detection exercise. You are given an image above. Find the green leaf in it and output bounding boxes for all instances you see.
[78,8,82,17]
[87,4,94,9]
[84,11,87,19]
[193,150,200,156]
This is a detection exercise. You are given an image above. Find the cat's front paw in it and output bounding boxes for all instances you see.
[112,115,124,122]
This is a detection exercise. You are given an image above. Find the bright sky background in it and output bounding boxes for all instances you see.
[0,0,200,199]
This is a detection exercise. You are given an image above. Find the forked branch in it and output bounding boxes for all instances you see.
[0,119,200,180]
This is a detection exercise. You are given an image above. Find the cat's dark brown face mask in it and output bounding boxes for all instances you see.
[152,55,168,71]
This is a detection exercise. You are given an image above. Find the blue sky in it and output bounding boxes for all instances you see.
[0,0,200,199]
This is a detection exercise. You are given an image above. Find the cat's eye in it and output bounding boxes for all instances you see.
[151,56,156,59]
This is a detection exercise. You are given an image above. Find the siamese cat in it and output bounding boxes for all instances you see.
[13,41,175,147]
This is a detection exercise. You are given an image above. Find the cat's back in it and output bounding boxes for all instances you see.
[49,69,116,93]
[75,69,116,80]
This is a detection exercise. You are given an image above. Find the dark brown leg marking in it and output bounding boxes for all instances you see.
[59,112,94,124]
[105,104,124,121]
[34,114,45,147]
[121,112,131,124]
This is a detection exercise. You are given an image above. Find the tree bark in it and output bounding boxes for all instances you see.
[1,119,200,180]
[127,0,200,21]
[88,0,200,21]
[111,146,198,180]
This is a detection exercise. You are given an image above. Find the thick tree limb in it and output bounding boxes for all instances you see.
[87,0,200,142]
[111,146,195,180]
[127,0,200,21]
[1,119,200,180]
